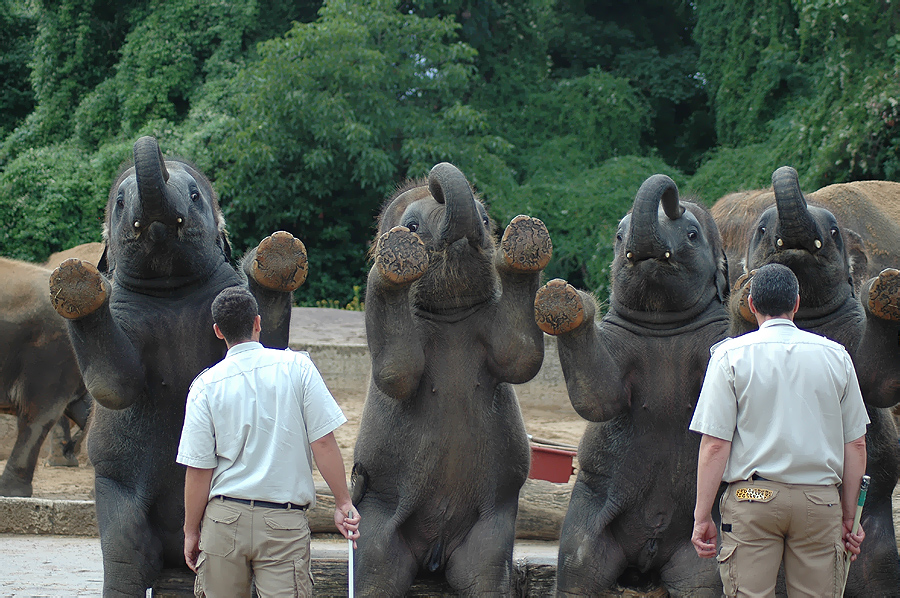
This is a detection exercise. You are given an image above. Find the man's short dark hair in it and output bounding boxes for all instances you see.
[749,263,799,316]
[211,286,259,342]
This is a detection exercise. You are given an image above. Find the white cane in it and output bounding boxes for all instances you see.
[841,474,870,596]
[348,511,355,598]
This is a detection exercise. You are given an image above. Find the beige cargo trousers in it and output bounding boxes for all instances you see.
[716,478,846,597]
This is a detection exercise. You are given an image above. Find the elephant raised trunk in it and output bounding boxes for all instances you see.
[133,136,182,229]
[430,162,483,248]
[626,174,683,262]
[773,166,822,254]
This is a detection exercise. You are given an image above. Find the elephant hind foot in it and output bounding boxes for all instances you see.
[500,215,552,272]
[49,259,109,319]
[534,279,585,335]
[250,231,308,292]
[867,268,900,321]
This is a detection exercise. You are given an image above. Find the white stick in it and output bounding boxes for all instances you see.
[348,522,355,598]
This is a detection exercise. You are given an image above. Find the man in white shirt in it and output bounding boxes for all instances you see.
[690,263,868,597]
[177,286,359,597]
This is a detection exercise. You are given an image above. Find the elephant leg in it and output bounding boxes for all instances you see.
[0,404,60,496]
[94,475,163,597]
[843,501,900,597]
[46,417,79,467]
[353,502,418,597]
[556,484,628,596]
[444,501,519,596]
[659,539,721,597]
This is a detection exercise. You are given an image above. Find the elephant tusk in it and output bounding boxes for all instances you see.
[776,238,783,247]
[664,251,671,259]
[815,239,822,249]
[626,251,633,260]
[134,221,141,229]
[177,217,184,224]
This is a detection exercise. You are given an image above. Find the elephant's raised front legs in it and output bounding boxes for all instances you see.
[535,278,586,335]
[49,259,110,320]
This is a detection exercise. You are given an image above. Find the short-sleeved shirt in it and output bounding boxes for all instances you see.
[689,319,869,485]
[176,342,347,507]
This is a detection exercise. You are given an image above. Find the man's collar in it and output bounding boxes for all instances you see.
[759,318,797,329]
[226,341,263,356]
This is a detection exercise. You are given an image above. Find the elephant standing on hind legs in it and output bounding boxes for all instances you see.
[535,174,729,597]
[723,166,900,598]
[48,136,308,597]
[351,162,553,596]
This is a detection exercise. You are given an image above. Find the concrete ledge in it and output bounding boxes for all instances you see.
[0,497,97,536]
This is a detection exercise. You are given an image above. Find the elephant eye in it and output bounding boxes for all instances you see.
[758,225,766,235]
[190,190,200,202]
[616,233,623,241]
[407,222,419,232]
[482,216,490,227]
[831,227,839,238]
[687,230,698,240]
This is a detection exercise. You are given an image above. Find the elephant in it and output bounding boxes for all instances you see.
[0,257,92,496]
[351,162,553,596]
[721,166,900,597]
[712,180,900,288]
[534,174,730,597]
[47,136,308,597]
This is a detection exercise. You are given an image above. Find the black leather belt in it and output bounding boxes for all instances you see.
[217,495,308,510]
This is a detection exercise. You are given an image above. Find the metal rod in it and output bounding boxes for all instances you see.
[348,511,355,598]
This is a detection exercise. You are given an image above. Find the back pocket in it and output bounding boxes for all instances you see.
[201,504,241,557]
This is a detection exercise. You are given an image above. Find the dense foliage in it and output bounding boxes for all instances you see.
[1,0,898,305]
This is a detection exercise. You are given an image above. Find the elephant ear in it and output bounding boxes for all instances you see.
[97,243,111,274]
[843,228,869,297]
[220,230,232,263]
[716,249,730,304]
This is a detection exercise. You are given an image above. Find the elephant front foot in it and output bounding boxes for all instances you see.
[867,268,900,322]
[49,259,110,319]
[250,231,308,292]
[535,279,585,335]
[500,215,552,272]
[732,270,755,324]
[375,226,428,285]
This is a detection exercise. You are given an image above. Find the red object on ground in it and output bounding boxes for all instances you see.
[529,444,576,483]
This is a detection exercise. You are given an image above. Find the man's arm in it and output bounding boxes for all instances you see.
[311,432,361,547]
[692,434,732,558]
[183,466,214,572]
[840,435,867,560]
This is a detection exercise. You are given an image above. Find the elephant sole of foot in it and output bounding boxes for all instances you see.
[501,215,553,271]
[376,227,428,285]
[49,259,109,319]
[868,268,900,322]
[535,279,585,335]
[251,231,309,292]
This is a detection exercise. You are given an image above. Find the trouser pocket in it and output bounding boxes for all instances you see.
[717,542,738,597]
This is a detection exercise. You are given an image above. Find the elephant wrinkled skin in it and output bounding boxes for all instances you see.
[720,166,900,597]
[351,162,552,596]
[535,174,729,597]
[48,136,307,597]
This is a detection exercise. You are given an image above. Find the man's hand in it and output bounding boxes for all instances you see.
[692,515,718,558]
[335,504,361,549]
[184,529,201,572]
[842,518,865,561]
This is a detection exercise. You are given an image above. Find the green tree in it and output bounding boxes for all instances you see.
[0,1,36,139]
[210,0,509,304]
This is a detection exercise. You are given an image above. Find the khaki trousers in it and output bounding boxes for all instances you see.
[717,479,845,598]
[195,497,313,598]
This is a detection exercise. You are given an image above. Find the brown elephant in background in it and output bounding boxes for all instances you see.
[0,256,91,496]
[712,180,900,288]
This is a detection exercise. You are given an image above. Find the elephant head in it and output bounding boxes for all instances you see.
[611,174,728,316]
[102,136,230,285]
[744,166,854,314]
[376,162,497,314]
